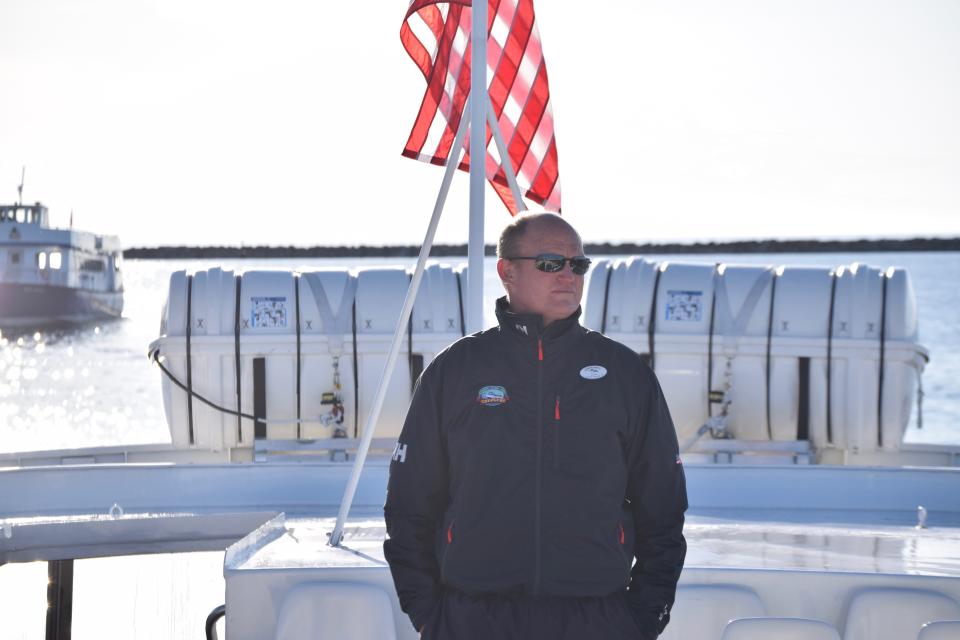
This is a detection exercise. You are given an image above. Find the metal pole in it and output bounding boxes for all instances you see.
[46,559,74,640]
[467,0,488,334]
[486,97,526,212]
[329,98,473,548]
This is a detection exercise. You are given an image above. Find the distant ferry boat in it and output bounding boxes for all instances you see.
[0,201,123,327]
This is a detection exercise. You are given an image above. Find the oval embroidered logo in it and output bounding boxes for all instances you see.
[477,385,509,406]
[580,365,607,380]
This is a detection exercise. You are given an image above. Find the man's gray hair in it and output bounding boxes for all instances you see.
[497,212,581,258]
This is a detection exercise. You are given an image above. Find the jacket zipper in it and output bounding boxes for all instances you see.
[440,519,455,577]
[534,336,544,595]
[617,521,628,560]
[554,395,560,470]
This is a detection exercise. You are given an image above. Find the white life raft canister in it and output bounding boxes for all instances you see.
[583,258,927,454]
[151,264,467,450]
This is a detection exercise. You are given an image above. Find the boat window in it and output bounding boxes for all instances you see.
[81,258,105,272]
[49,251,62,270]
[9,251,20,265]
[37,251,47,269]
[16,209,25,223]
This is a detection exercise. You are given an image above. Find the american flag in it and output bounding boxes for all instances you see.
[400,0,561,214]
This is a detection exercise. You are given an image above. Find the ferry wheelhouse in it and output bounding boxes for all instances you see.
[0,202,123,327]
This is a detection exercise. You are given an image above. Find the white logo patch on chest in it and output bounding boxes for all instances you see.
[580,365,607,380]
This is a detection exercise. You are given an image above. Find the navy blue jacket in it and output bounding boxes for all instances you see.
[384,298,687,637]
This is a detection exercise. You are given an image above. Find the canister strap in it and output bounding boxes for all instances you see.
[825,268,838,445]
[455,270,466,336]
[234,274,242,442]
[706,263,721,418]
[878,269,890,448]
[351,300,359,438]
[600,261,613,334]
[764,269,781,440]
[294,274,302,439]
[646,263,664,370]
[302,273,358,355]
[186,274,195,445]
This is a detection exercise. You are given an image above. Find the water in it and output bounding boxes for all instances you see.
[1,252,958,639]
[1,252,958,453]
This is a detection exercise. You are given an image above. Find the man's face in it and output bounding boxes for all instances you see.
[497,222,586,326]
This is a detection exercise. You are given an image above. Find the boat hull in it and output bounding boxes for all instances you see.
[0,281,123,327]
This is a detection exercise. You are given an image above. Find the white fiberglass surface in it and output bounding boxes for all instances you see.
[223,512,960,578]
[684,514,960,576]
[229,517,388,571]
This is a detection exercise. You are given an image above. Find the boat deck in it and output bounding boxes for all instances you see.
[223,511,960,640]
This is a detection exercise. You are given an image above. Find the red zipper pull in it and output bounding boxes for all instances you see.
[538,338,543,361]
[447,521,454,543]
[619,522,625,544]
[555,396,560,420]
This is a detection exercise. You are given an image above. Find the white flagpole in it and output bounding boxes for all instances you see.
[467,0,488,334]
[486,98,526,212]
[328,98,473,548]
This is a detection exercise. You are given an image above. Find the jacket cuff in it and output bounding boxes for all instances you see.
[626,611,660,639]
[624,593,671,638]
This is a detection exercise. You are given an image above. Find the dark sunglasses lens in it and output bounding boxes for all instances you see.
[570,258,591,275]
[535,256,565,272]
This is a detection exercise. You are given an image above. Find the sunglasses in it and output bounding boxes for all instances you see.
[506,253,592,275]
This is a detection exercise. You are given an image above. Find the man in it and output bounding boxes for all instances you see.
[384,213,687,639]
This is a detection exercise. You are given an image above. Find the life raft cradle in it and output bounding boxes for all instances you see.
[152,261,925,462]
[594,262,928,457]
[148,269,467,456]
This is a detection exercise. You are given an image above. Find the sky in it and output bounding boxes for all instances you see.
[1,0,958,248]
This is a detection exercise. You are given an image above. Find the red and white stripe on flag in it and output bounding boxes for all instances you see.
[400,0,561,215]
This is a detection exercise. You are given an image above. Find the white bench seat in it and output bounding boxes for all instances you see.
[843,589,960,640]
[660,585,765,640]
[918,620,960,640]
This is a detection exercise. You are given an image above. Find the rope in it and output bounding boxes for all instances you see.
[150,348,325,426]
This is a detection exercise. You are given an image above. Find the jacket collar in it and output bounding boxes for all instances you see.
[495,296,583,341]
